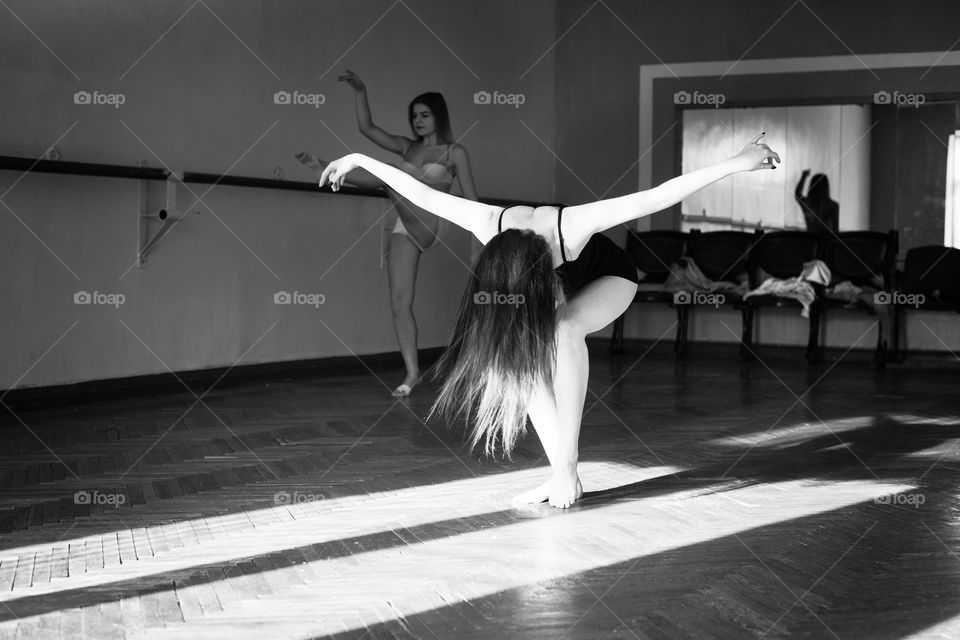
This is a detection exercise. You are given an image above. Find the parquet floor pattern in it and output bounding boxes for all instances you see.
[1,347,959,639]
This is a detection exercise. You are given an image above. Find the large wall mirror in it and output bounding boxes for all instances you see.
[678,98,960,254]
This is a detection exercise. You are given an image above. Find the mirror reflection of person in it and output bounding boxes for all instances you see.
[795,169,838,235]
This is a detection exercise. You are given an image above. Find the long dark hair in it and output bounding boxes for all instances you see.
[409,92,454,144]
[429,229,565,456]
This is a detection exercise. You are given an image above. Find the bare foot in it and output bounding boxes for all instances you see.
[391,370,420,398]
[512,478,551,505]
[512,468,583,509]
[549,466,583,509]
[294,152,326,178]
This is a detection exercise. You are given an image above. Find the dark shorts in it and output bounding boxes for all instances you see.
[554,233,640,297]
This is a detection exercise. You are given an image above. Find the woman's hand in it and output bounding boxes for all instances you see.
[318,154,359,192]
[736,133,781,171]
[337,69,366,92]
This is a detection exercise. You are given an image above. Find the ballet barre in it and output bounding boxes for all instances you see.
[0,154,544,266]
[0,155,387,196]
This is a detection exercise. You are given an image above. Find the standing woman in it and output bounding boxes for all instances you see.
[297,71,479,397]
[319,134,780,508]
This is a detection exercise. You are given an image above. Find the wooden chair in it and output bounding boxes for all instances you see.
[675,229,758,357]
[737,231,822,362]
[892,245,960,359]
[610,230,687,354]
[815,230,898,367]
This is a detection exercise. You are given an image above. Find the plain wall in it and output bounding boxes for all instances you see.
[1,0,557,389]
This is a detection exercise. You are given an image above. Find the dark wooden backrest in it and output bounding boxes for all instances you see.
[623,231,688,283]
[686,230,757,284]
[819,230,898,289]
[749,231,821,287]
[902,245,960,304]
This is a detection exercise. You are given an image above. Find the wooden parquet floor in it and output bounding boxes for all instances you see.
[2,345,960,639]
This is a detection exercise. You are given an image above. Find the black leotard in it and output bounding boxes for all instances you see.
[497,206,640,296]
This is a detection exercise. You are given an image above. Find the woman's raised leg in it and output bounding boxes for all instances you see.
[390,195,441,251]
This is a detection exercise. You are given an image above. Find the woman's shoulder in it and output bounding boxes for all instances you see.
[447,143,470,160]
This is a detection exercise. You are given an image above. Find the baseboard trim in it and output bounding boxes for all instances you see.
[5,337,954,414]
[1,348,447,413]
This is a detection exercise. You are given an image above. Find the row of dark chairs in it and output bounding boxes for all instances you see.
[609,229,960,366]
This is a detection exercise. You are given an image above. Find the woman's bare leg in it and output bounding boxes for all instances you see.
[387,233,423,394]
[390,194,441,251]
[298,154,441,247]
[295,152,383,189]
[512,384,563,505]
[514,276,638,508]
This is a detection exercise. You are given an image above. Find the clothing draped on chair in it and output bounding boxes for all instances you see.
[664,257,748,297]
[743,260,831,318]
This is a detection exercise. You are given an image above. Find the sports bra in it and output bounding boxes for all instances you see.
[497,205,570,263]
[399,145,455,190]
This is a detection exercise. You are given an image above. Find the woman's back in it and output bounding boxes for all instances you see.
[798,196,839,235]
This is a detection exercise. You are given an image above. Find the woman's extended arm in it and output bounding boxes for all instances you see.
[321,153,500,238]
[338,70,411,155]
[565,134,781,239]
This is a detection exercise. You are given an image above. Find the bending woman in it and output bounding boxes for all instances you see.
[320,134,780,508]
[297,70,479,397]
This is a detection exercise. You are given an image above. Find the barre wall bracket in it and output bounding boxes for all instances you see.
[138,166,184,267]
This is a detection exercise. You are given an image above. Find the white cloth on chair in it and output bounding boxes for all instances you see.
[743,260,831,318]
